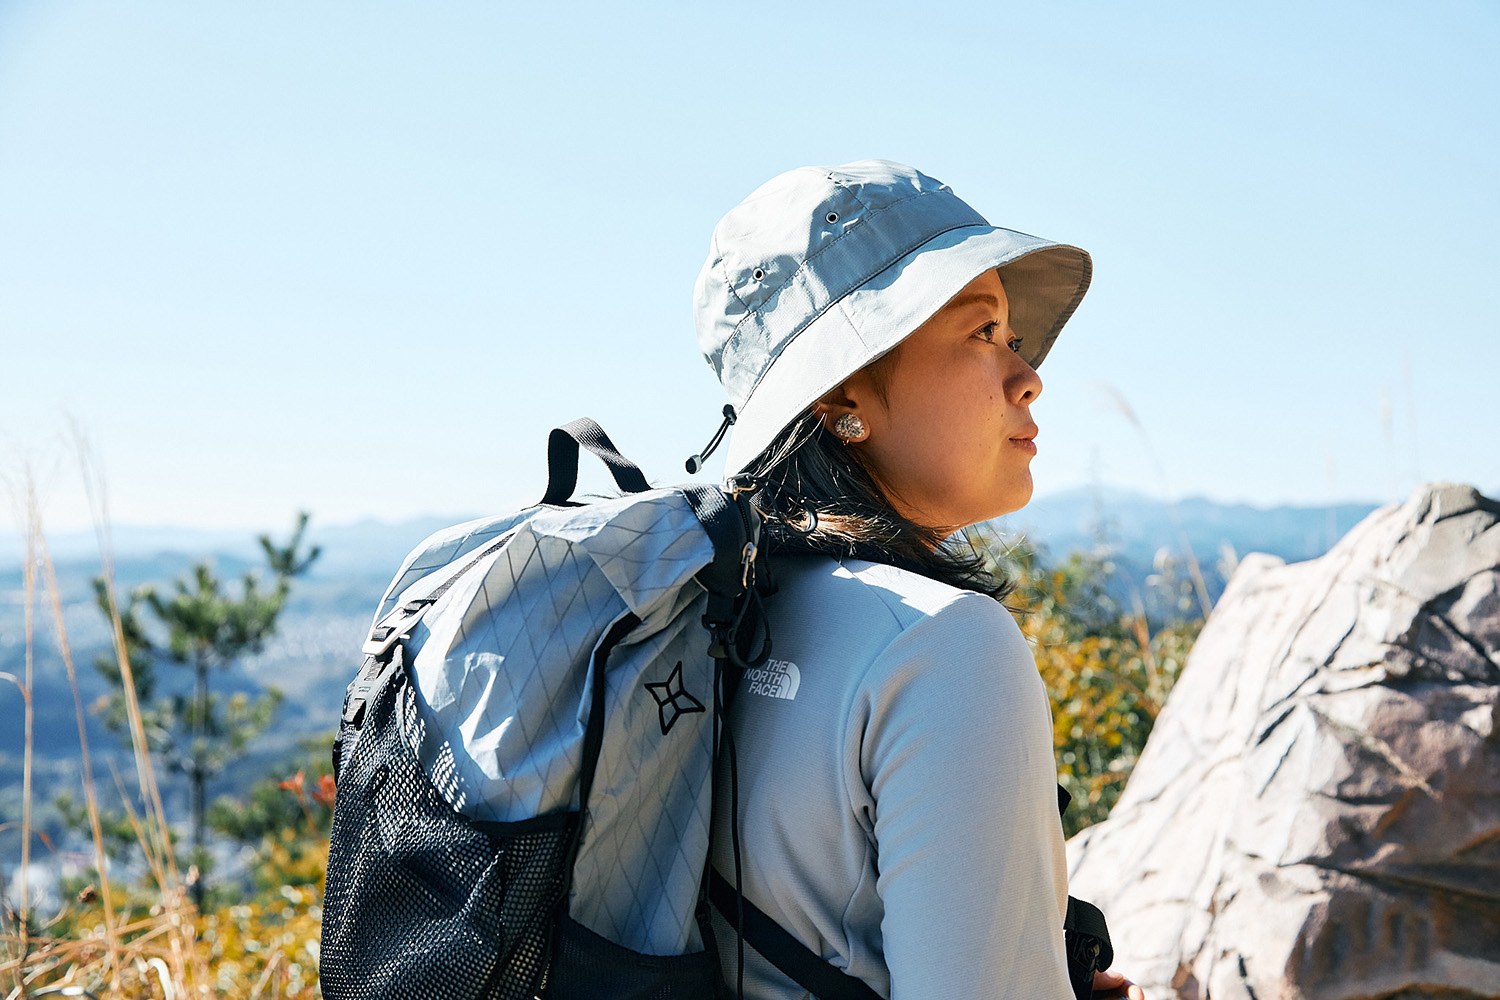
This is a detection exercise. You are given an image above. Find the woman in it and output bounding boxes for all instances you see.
[694,161,1141,1000]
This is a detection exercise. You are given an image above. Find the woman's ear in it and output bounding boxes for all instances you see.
[814,382,870,443]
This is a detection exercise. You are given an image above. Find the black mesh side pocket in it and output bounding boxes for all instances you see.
[321,658,574,1000]
[545,914,721,1000]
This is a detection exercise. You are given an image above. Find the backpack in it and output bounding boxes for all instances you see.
[320,419,762,999]
[318,419,1111,1000]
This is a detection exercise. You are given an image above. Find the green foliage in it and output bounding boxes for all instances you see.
[975,535,1205,836]
[54,793,142,861]
[210,738,335,847]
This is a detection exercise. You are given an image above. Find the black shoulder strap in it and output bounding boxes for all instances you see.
[709,869,881,1000]
[1058,785,1113,1000]
[541,418,651,506]
[710,865,1112,1000]
[1064,896,1113,968]
[680,485,743,593]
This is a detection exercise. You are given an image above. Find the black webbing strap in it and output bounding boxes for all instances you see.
[683,482,756,999]
[1058,784,1113,1000]
[1064,896,1113,970]
[680,485,748,601]
[711,873,1112,1000]
[541,418,652,506]
[360,528,518,661]
[709,869,882,1000]
[343,528,520,730]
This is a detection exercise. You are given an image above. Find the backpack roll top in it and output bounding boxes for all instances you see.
[401,491,717,825]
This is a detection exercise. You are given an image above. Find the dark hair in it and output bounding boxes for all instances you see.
[744,410,1014,602]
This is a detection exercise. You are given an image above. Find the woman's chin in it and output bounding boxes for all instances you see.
[990,473,1034,519]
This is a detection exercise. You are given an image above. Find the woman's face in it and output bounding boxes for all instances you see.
[819,268,1043,531]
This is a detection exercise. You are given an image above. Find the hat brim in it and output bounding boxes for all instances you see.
[722,224,1092,474]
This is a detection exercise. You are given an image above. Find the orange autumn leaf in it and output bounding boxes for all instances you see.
[312,773,337,809]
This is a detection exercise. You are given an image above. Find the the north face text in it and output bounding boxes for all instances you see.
[743,658,800,700]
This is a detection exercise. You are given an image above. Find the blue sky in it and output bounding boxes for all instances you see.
[1,1,1496,534]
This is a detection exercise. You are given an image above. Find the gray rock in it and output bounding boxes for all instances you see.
[1066,483,1500,1000]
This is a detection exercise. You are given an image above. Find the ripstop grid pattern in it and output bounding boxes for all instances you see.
[411,527,626,821]
[376,510,538,625]
[569,604,717,955]
[530,495,715,621]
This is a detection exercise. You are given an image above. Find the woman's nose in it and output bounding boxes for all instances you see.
[1008,357,1043,406]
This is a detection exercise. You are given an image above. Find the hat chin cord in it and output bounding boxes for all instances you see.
[685,404,738,474]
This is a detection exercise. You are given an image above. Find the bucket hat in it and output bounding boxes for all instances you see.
[694,159,1092,475]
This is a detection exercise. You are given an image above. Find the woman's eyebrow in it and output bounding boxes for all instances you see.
[950,289,1003,313]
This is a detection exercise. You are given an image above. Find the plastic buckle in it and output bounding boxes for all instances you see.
[361,597,434,658]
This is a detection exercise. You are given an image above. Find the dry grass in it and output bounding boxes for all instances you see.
[1,470,324,999]
[1095,380,1215,619]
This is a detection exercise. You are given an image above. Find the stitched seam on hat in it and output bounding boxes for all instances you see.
[833,295,869,351]
[733,218,980,405]
[828,171,874,215]
[709,228,756,332]
[718,254,754,322]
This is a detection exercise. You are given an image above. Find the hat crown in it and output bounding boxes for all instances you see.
[694,160,984,407]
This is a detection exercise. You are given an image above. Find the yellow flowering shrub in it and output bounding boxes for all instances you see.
[197,854,326,999]
[999,540,1204,835]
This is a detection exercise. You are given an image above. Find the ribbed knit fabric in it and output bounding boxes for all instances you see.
[711,555,1071,1000]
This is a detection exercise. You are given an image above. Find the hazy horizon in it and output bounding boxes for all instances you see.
[0,477,1419,544]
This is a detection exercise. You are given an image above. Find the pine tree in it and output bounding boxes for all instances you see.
[91,513,320,907]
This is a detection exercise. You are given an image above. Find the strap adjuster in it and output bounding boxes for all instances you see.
[361,597,435,657]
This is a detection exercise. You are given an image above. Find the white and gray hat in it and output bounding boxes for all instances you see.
[693,159,1092,474]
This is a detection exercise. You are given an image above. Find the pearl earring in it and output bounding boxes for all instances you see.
[832,414,867,441]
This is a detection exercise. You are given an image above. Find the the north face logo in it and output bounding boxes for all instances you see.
[744,658,800,700]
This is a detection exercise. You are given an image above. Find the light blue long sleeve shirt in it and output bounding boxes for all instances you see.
[711,555,1071,1000]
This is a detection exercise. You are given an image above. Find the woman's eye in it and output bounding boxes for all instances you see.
[1008,336,1023,354]
[976,323,998,343]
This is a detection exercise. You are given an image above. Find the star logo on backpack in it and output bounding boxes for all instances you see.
[645,660,704,735]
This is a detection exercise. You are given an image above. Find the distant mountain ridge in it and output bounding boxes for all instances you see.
[1,488,1384,579]
[1000,485,1383,568]
[0,515,465,578]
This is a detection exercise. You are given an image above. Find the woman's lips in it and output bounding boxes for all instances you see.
[1008,437,1038,456]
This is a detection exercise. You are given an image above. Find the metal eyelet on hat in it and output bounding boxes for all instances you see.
[826,212,839,223]
[752,267,765,280]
